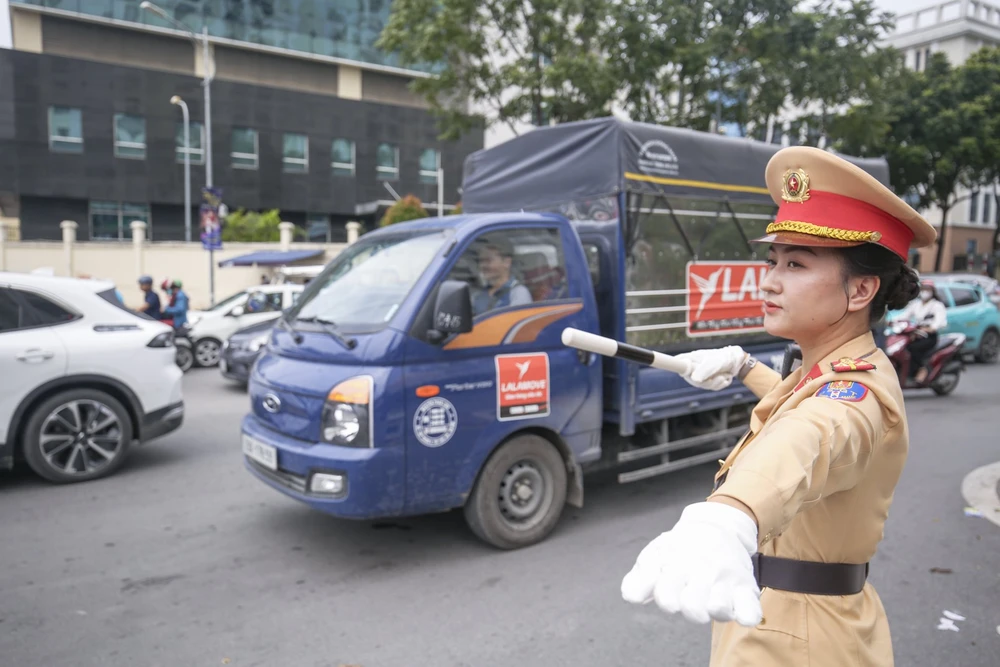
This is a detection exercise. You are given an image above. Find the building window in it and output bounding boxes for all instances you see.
[175,121,205,165]
[113,113,146,159]
[970,191,979,223]
[232,127,259,169]
[419,148,440,185]
[48,106,83,153]
[89,201,151,241]
[307,213,330,242]
[376,142,398,181]
[283,133,308,173]
[983,191,993,224]
[914,49,922,71]
[331,139,355,176]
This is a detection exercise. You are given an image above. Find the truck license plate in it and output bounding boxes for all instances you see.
[242,433,278,471]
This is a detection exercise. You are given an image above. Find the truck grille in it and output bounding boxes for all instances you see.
[248,459,307,494]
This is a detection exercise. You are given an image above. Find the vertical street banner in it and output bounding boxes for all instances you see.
[200,186,224,251]
[686,261,769,336]
[495,352,551,421]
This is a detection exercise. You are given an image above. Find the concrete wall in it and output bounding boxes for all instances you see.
[0,235,346,310]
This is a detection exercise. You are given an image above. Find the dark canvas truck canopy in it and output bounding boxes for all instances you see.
[461,116,890,213]
[461,117,892,353]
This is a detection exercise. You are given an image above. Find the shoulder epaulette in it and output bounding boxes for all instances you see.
[831,356,876,373]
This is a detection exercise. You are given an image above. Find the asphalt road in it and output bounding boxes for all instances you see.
[2,364,999,667]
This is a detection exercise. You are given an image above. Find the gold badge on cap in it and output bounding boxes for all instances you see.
[781,168,811,203]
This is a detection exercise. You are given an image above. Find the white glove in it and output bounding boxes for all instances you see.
[620,502,763,627]
[673,346,749,391]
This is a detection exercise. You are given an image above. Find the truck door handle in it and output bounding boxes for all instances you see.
[16,349,55,362]
[576,349,593,365]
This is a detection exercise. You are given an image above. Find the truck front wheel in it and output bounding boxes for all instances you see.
[464,434,568,549]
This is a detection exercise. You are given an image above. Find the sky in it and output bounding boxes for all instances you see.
[874,0,937,16]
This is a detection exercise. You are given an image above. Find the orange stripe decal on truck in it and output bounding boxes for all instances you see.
[443,301,584,350]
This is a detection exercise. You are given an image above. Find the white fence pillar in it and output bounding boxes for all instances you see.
[130,220,147,278]
[346,221,361,244]
[60,220,77,277]
[279,221,294,251]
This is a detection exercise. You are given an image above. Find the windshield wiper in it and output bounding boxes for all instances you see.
[276,314,304,344]
[295,316,358,350]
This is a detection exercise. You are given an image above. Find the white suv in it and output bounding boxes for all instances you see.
[188,284,304,367]
[0,272,184,483]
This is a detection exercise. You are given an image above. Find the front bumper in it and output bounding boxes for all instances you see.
[220,347,259,383]
[241,414,404,519]
[141,401,184,442]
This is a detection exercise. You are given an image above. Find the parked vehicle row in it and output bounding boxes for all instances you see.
[889,276,1000,364]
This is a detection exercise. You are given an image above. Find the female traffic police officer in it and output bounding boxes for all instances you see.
[619,146,934,667]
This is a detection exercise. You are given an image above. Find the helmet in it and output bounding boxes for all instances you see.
[138,275,153,285]
[160,279,172,291]
[171,279,183,289]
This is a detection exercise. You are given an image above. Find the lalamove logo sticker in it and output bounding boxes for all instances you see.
[495,352,550,421]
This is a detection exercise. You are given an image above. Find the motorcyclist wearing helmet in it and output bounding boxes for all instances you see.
[162,279,190,329]
[136,275,162,320]
[895,279,948,382]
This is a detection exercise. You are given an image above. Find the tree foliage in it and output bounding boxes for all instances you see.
[379,0,896,140]
[960,47,1000,266]
[831,50,996,271]
[222,209,304,242]
[380,195,430,227]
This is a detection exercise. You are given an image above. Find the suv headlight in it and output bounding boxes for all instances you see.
[321,376,373,447]
[147,331,175,348]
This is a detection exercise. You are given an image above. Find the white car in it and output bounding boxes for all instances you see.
[187,284,304,367]
[0,272,184,483]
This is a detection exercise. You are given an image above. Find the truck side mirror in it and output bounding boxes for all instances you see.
[428,280,473,343]
[230,306,245,317]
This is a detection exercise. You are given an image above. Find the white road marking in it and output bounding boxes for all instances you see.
[960,461,1000,529]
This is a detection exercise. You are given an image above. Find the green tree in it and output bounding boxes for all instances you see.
[602,0,894,137]
[221,209,305,242]
[378,0,619,140]
[831,53,985,272]
[960,47,1000,271]
[380,195,430,227]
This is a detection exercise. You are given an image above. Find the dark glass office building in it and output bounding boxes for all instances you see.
[1,0,482,242]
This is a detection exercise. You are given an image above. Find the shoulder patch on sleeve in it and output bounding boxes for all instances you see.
[815,381,869,402]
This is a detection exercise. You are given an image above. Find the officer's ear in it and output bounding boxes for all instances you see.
[846,275,880,314]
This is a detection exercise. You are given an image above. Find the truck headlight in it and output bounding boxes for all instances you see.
[321,376,373,447]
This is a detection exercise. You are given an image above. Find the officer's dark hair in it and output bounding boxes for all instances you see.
[839,244,921,325]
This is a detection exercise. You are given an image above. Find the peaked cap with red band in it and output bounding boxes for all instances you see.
[752,147,937,259]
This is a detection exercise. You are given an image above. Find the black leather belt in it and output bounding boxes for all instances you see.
[752,553,869,596]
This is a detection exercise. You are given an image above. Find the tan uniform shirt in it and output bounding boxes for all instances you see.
[708,331,907,667]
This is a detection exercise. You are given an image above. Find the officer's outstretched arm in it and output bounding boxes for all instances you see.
[708,384,894,545]
[740,361,782,399]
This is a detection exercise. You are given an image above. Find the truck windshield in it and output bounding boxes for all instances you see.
[285,230,450,332]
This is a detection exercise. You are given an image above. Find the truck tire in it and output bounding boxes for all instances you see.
[22,389,133,483]
[464,434,568,550]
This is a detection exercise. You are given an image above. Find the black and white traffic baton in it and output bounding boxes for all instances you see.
[560,327,694,376]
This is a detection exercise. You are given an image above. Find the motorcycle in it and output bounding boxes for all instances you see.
[162,318,193,372]
[884,320,966,395]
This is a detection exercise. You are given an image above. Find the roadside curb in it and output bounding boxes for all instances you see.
[960,461,1000,529]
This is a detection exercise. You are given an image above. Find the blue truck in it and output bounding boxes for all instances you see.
[240,118,891,549]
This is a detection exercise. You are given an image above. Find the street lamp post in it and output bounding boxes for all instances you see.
[170,95,191,242]
[140,1,213,188]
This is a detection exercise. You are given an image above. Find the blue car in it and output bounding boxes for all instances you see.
[890,278,1000,363]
